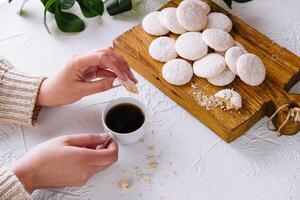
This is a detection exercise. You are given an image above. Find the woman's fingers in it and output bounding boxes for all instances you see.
[72,50,126,81]
[97,48,137,83]
[84,141,119,166]
[74,48,137,83]
[84,69,116,81]
[81,77,115,96]
[63,133,110,147]
[96,69,116,78]
[111,51,138,83]
[99,52,127,81]
[72,48,138,94]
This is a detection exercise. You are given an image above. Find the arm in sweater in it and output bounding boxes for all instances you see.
[0,57,44,200]
[0,49,134,199]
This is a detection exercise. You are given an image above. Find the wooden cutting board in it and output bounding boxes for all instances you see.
[113,0,300,142]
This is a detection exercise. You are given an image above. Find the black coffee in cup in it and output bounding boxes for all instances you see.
[105,103,145,134]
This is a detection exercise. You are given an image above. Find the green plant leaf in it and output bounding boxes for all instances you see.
[106,0,132,16]
[76,0,104,18]
[45,0,59,10]
[223,0,232,8]
[61,0,75,9]
[43,0,59,34]
[223,0,253,8]
[54,3,85,32]
[41,0,56,13]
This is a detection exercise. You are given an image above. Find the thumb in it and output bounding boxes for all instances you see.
[63,133,110,147]
[82,77,115,96]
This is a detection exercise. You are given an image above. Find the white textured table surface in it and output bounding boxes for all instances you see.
[1,0,300,199]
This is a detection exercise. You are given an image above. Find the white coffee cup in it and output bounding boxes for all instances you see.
[102,97,148,145]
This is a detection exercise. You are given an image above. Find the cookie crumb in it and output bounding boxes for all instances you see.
[118,180,132,190]
[189,83,241,111]
[149,162,159,169]
[172,170,177,176]
[139,138,145,143]
[142,174,150,182]
[147,145,154,152]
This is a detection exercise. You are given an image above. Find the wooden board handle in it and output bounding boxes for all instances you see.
[269,90,300,135]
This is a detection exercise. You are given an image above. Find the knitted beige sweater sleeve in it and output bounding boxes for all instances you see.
[0,57,44,200]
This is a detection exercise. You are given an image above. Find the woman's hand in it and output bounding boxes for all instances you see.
[11,133,118,193]
[37,47,137,107]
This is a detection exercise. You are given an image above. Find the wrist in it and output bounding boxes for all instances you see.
[36,78,49,107]
[11,164,35,193]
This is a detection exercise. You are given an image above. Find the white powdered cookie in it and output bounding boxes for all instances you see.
[142,11,169,36]
[176,32,208,61]
[162,59,193,85]
[207,12,233,32]
[193,53,226,78]
[215,41,245,56]
[214,89,242,109]
[113,78,139,94]
[225,46,247,75]
[202,28,234,51]
[159,8,186,34]
[149,37,178,62]
[185,0,211,14]
[176,1,208,31]
[208,68,236,86]
[237,54,266,86]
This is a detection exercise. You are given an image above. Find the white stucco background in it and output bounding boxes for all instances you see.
[0,0,300,199]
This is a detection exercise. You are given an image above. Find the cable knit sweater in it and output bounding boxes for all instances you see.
[0,57,44,200]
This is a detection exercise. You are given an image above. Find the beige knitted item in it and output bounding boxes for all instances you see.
[0,168,31,200]
[0,57,43,126]
[0,56,44,199]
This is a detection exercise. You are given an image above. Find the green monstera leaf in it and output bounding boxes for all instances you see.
[106,0,132,16]
[54,3,85,32]
[61,0,76,9]
[41,0,57,13]
[223,0,253,8]
[76,0,104,18]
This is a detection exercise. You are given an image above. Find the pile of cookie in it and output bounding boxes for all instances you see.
[142,0,266,88]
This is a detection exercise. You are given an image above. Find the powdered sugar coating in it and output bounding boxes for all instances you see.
[202,28,234,51]
[225,46,247,75]
[162,59,193,85]
[149,37,178,62]
[215,41,245,56]
[214,89,242,109]
[176,1,208,31]
[237,53,266,86]
[207,68,236,86]
[193,53,226,78]
[207,12,233,32]
[142,11,169,36]
[184,0,211,14]
[159,8,186,34]
[176,32,208,61]
[113,78,139,94]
